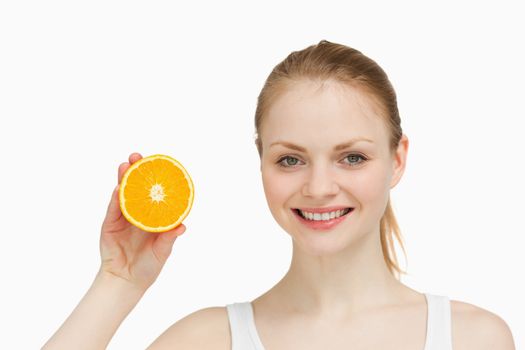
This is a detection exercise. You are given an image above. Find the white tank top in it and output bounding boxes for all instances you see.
[226,293,453,350]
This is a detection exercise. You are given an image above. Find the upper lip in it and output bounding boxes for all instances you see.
[295,206,353,213]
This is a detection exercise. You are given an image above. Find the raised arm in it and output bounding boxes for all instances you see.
[42,268,146,350]
[42,153,186,349]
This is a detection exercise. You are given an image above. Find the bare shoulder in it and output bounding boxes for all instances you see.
[146,306,231,350]
[450,299,515,350]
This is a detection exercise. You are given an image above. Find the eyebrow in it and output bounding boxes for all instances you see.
[270,137,374,152]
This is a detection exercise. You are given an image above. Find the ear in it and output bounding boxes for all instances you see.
[390,134,409,189]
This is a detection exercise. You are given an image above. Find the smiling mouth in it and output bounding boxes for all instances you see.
[293,208,354,221]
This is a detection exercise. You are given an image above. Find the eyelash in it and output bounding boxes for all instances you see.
[276,153,368,168]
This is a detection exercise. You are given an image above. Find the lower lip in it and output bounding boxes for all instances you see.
[292,208,354,231]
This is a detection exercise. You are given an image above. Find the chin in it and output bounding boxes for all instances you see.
[287,226,359,257]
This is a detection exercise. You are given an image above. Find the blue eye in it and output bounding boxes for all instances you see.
[277,156,301,168]
[343,153,368,166]
[276,154,368,168]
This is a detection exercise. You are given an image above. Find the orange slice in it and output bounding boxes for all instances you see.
[119,154,194,233]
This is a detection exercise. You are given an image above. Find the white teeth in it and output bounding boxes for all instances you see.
[298,208,350,221]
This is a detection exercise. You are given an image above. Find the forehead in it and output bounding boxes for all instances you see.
[262,79,389,149]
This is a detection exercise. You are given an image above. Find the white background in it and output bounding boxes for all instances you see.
[1,1,523,349]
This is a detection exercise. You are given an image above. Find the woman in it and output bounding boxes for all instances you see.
[43,40,515,350]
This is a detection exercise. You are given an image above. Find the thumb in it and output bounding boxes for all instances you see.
[104,184,122,223]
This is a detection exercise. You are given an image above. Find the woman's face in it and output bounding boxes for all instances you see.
[260,79,408,255]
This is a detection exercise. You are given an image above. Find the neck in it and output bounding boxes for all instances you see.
[271,225,408,317]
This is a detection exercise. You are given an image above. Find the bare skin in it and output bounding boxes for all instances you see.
[226,79,425,348]
[147,79,515,350]
[243,79,515,349]
[43,80,516,349]
[254,79,411,312]
[42,152,187,350]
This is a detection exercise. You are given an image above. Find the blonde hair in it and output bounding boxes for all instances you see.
[254,40,407,280]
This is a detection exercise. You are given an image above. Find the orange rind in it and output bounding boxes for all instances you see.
[119,154,194,232]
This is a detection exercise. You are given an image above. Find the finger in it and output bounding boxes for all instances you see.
[118,162,130,184]
[174,224,186,236]
[129,152,143,164]
[161,224,186,241]
[117,153,143,185]
[152,225,186,262]
[105,183,122,222]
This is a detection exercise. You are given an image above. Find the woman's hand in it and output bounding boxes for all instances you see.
[99,152,186,292]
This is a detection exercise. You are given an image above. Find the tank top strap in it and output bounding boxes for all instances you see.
[226,302,265,350]
[424,293,453,350]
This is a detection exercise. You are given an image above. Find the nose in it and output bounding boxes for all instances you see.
[301,163,340,198]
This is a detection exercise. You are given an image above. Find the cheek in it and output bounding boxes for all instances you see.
[346,164,391,205]
[262,168,302,209]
